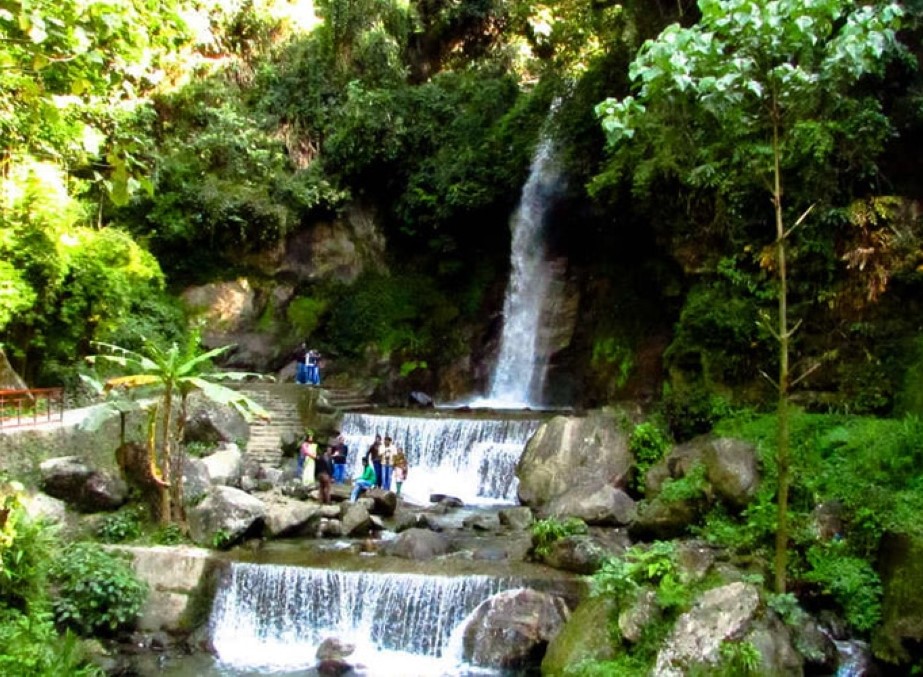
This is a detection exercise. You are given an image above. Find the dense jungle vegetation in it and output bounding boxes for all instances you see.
[3,0,923,672]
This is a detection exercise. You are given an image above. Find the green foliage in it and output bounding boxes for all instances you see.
[287,296,329,340]
[660,383,734,442]
[0,608,101,677]
[211,529,233,550]
[96,509,142,544]
[804,542,882,633]
[530,517,588,559]
[567,654,651,677]
[713,640,761,677]
[49,542,147,636]
[658,462,709,505]
[628,421,670,492]
[592,541,688,611]
[185,441,219,459]
[150,524,185,546]
[592,336,635,393]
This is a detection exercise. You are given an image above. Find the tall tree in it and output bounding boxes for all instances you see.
[596,0,905,591]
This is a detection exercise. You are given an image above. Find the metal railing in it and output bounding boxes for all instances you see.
[0,388,65,429]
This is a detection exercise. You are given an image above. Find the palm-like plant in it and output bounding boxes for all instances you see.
[85,333,270,525]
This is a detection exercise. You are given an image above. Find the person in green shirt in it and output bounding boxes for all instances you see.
[350,458,378,502]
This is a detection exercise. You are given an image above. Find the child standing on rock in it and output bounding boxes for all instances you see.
[392,447,409,497]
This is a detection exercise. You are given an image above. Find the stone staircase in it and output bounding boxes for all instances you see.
[324,387,373,412]
[236,384,372,465]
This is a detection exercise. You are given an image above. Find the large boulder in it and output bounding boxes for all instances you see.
[364,488,397,517]
[187,486,267,547]
[874,531,923,665]
[385,528,450,561]
[654,582,801,676]
[545,484,637,526]
[340,503,373,537]
[183,394,250,447]
[264,497,321,537]
[200,444,243,487]
[20,491,70,526]
[542,596,619,676]
[631,496,701,539]
[462,588,570,670]
[516,408,632,509]
[646,436,759,509]
[541,535,608,575]
[498,507,534,531]
[39,456,128,513]
[182,457,212,507]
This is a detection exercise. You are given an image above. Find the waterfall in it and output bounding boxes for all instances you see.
[340,412,542,505]
[485,135,562,409]
[210,562,519,674]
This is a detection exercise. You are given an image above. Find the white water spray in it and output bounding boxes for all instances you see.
[340,412,541,505]
[483,136,562,408]
[210,563,518,675]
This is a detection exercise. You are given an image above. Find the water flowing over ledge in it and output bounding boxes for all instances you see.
[340,411,543,505]
[210,562,521,675]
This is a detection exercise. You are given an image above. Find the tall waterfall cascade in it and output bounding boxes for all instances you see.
[210,562,521,675]
[484,135,564,409]
[340,411,541,505]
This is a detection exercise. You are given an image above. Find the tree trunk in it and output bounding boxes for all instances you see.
[772,112,792,594]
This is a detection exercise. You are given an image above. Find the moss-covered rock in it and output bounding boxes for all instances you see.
[541,595,620,676]
[874,531,923,665]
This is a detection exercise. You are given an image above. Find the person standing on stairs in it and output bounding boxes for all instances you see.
[293,342,308,384]
[306,349,321,385]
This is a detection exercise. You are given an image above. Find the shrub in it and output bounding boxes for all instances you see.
[592,541,688,611]
[629,421,671,492]
[530,517,588,559]
[804,542,882,633]
[660,384,734,442]
[96,509,142,544]
[49,543,148,636]
[151,524,186,546]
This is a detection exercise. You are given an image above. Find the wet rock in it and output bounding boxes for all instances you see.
[408,391,434,408]
[835,640,879,677]
[318,518,344,538]
[463,514,498,531]
[39,456,128,513]
[319,504,341,519]
[385,528,450,561]
[462,588,570,670]
[430,494,464,507]
[498,506,534,530]
[317,637,355,661]
[365,488,397,517]
[543,596,619,676]
[187,486,266,547]
[545,483,637,526]
[542,535,607,575]
[517,409,632,511]
[676,540,717,583]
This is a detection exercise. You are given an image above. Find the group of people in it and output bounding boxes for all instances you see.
[298,432,349,504]
[293,342,321,385]
[351,434,409,502]
[297,431,410,504]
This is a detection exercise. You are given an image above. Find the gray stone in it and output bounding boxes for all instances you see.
[318,518,344,538]
[655,583,759,675]
[631,496,700,539]
[184,393,250,447]
[463,514,498,532]
[182,457,212,506]
[316,637,355,661]
[676,541,717,584]
[340,503,372,537]
[386,528,450,561]
[702,437,760,508]
[20,491,69,525]
[200,444,243,487]
[545,484,637,526]
[264,498,320,537]
[463,589,570,669]
[542,535,607,575]
[498,506,534,530]
[542,596,619,676]
[365,488,397,517]
[619,589,662,644]
[39,456,127,513]
[187,486,267,547]
[516,408,632,509]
